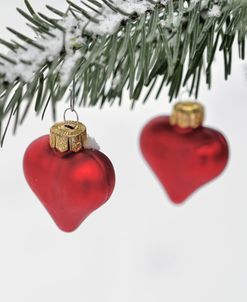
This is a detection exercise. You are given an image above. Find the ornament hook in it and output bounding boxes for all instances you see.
[178,84,192,102]
[63,79,79,122]
[63,108,79,123]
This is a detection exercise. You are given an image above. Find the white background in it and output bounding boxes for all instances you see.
[0,1,247,301]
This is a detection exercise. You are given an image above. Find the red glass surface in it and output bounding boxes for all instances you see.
[23,135,115,232]
[140,116,229,204]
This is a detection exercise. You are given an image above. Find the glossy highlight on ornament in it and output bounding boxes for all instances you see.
[23,135,115,232]
[140,102,229,204]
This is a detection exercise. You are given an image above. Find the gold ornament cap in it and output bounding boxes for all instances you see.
[170,101,204,129]
[50,121,87,152]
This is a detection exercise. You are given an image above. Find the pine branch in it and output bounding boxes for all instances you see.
[0,0,247,143]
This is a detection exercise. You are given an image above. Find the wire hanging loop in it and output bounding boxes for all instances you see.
[63,79,79,122]
[177,83,199,103]
[177,83,192,103]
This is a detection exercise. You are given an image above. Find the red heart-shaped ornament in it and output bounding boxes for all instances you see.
[140,116,229,204]
[23,135,115,232]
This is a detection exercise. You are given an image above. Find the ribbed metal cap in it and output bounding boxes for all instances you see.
[50,121,87,153]
[170,102,204,129]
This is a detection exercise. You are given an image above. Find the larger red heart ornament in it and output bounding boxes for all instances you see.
[140,114,229,204]
[23,135,115,232]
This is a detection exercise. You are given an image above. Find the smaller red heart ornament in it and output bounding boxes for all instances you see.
[140,102,229,204]
[23,135,115,232]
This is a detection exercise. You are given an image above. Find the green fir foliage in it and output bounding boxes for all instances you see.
[0,0,246,144]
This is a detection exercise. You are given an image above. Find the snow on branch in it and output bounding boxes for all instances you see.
[0,0,229,85]
[0,0,246,142]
